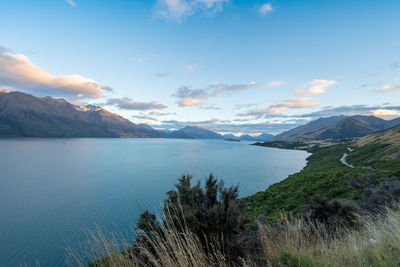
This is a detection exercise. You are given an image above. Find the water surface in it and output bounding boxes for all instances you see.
[0,138,309,266]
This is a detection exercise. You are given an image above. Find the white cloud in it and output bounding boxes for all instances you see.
[155,0,229,21]
[259,3,273,15]
[378,84,400,93]
[293,79,337,96]
[66,0,76,7]
[0,46,111,99]
[238,97,320,117]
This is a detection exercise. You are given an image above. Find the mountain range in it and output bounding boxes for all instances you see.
[270,115,400,142]
[0,91,164,138]
[0,91,276,139]
[2,91,400,142]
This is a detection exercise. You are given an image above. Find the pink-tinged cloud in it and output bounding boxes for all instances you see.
[378,84,400,93]
[179,97,204,107]
[293,79,337,96]
[370,109,400,119]
[0,46,111,99]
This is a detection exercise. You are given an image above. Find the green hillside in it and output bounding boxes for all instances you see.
[347,125,400,170]
[244,127,400,219]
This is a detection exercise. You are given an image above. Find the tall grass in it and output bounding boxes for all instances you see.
[67,206,400,267]
[66,207,239,267]
[259,208,400,266]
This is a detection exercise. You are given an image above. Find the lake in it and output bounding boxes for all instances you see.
[0,138,310,266]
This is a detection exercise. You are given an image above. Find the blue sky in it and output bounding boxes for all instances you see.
[0,0,400,134]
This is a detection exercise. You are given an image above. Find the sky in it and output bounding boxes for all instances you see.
[0,0,400,135]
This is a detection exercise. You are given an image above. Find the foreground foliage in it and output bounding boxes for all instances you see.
[68,201,400,267]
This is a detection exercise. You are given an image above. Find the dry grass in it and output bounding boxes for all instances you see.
[259,208,400,266]
[66,205,400,267]
[66,207,246,267]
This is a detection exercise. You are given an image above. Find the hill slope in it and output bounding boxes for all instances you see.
[245,126,400,219]
[347,125,400,169]
[0,91,164,138]
[271,115,400,142]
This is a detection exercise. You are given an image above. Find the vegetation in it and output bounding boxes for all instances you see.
[243,145,366,219]
[82,174,257,266]
[67,127,400,266]
[347,125,400,170]
[259,205,400,267]
[68,195,400,267]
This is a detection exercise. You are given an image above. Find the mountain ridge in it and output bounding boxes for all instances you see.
[0,91,164,138]
[270,115,400,142]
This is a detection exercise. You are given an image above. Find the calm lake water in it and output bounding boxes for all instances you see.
[0,138,309,266]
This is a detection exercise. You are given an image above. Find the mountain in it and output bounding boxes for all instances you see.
[221,133,236,139]
[255,133,274,141]
[0,91,164,138]
[271,115,400,142]
[168,126,222,139]
[230,133,274,141]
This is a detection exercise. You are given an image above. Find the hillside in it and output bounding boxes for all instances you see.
[244,126,400,219]
[347,125,400,170]
[270,115,400,142]
[0,91,164,138]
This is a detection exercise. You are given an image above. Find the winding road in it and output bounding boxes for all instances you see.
[340,147,354,168]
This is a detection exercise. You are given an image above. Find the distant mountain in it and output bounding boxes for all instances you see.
[255,133,274,141]
[237,133,274,141]
[168,126,222,139]
[221,133,236,139]
[0,91,164,138]
[271,115,400,142]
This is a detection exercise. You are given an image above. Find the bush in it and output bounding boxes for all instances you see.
[137,174,254,265]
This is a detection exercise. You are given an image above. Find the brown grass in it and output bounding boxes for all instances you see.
[66,205,400,267]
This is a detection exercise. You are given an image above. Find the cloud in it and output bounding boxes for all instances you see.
[156,72,172,77]
[293,79,337,96]
[238,97,320,118]
[132,114,158,121]
[211,81,283,96]
[181,64,196,72]
[133,57,145,64]
[299,104,400,119]
[66,0,76,6]
[174,86,208,106]
[0,46,111,98]
[105,97,167,110]
[155,0,229,21]
[235,103,258,110]
[259,3,273,15]
[370,109,400,120]
[378,84,400,93]
[174,81,283,107]
[148,111,176,116]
